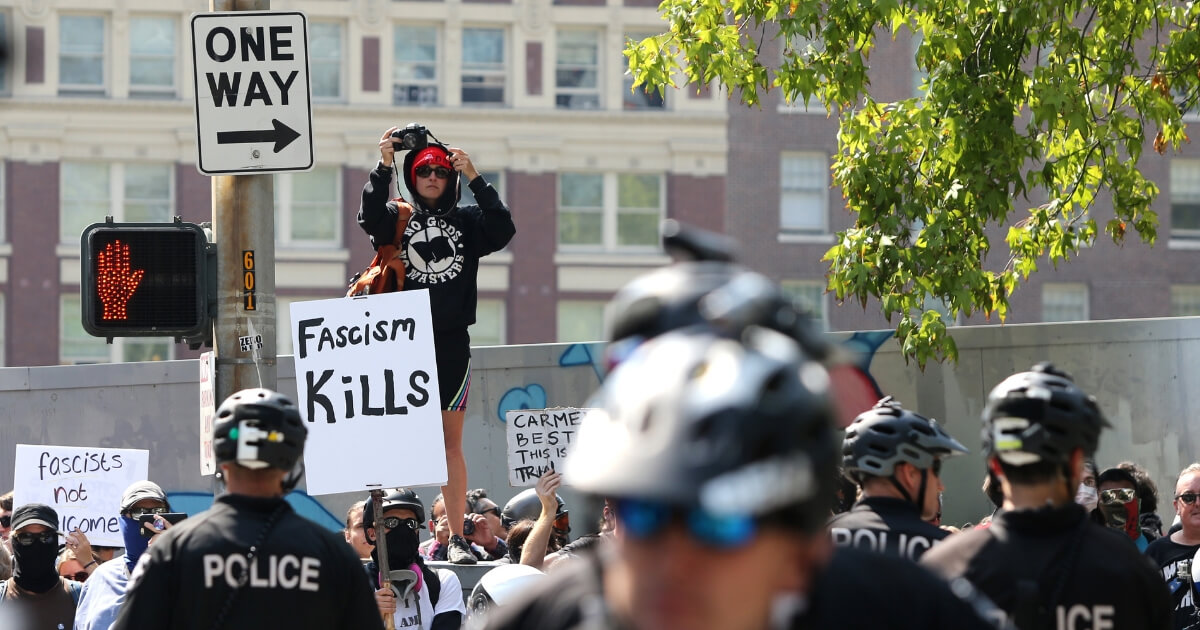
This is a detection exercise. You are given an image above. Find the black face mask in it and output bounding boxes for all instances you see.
[12,536,60,593]
[372,524,420,569]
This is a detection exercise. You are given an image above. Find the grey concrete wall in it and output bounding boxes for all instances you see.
[0,317,1197,531]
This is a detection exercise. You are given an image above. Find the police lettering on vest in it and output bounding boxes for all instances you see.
[202,553,321,591]
[829,527,937,561]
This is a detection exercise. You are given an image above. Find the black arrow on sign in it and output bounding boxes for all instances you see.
[216,119,301,153]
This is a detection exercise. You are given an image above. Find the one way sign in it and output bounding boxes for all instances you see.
[191,12,313,175]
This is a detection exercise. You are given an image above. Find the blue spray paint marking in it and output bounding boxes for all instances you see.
[559,343,605,382]
[496,384,547,423]
[166,489,344,533]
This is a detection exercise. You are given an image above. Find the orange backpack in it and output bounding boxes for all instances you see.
[347,201,413,297]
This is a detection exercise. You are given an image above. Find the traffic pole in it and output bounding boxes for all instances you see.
[211,0,277,403]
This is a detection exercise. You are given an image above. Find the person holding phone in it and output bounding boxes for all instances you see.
[359,124,515,565]
[74,480,174,630]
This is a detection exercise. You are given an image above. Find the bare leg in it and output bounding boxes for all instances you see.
[441,408,467,538]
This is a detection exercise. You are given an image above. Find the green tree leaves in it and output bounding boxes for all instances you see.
[626,0,1198,366]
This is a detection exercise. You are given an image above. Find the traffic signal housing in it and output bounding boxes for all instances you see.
[80,218,216,345]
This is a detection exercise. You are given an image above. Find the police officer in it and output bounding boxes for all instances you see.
[830,397,968,560]
[112,389,384,630]
[921,363,1172,629]
[483,328,1002,630]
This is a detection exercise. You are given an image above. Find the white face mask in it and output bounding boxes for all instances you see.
[1076,484,1098,511]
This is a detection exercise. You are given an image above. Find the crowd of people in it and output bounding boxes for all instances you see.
[0,136,1197,629]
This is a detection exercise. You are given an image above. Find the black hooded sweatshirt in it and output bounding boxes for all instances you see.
[358,148,515,333]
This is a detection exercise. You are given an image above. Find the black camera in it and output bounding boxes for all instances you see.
[391,123,429,153]
[463,517,476,536]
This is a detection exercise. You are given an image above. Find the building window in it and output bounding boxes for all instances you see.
[274,167,341,247]
[781,280,828,331]
[129,16,176,98]
[623,33,665,110]
[0,160,5,242]
[458,170,501,207]
[310,22,343,100]
[60,15,106,95]
[779,34,819,111]
[780,152,828,234]
[557,300,606,342]
[60,295,172,364]
[1171,159,1200,238]
[0,11,9,94]
[470,299,506,346]
[462,27,506,105]
[558,173,663,251]
[1171,285,1200,316]
[393,25,439,106]
[1042,283,1089,322]
[556,30,601,110]
[60,162,173,244]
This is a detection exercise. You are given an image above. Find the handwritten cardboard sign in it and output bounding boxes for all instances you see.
[199,351,217,476]
[505,407,588,486]
[12,445,150,546]
[290,290,446,495]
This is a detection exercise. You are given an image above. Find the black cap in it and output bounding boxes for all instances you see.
[11,503,60,533]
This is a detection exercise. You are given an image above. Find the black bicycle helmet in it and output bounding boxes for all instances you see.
[604,220,830,364]
[500,488,565,531]
[212,388,307,471]
[565,327,838,533]
[842,396,968,481]
[982,362,1109,466]
[362,488,426,529]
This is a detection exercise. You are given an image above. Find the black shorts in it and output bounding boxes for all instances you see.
[434,328,471,411]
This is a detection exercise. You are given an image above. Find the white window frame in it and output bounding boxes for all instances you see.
[393,24,440,106]
[59,14,108,96]
[556,29,602,110]
[1171,159,1200,239]
[0,293,6,367]
[128,14,177,98]
[780,152,829,234]
[623,32,666,111]
[781,280,829,331]
[60,294,175,364]
[309,21,344,102]
[557,172,665,253]
[59,162,176,244]
[778,34,820,113]
[556,300,606,343]
[1042,283,1089,323]
[469,298,507,346]
[459,170,503,208]
[0,160,6,243]
[461,26,508,106]
[274,167,343,249]
[1170,285,1200,317]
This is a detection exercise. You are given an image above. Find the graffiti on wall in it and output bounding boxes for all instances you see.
[495,343,605,423]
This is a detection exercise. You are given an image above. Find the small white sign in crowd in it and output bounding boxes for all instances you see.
[505,407,588,486]
[13,445,150,547]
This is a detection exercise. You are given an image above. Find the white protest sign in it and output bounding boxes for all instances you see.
[13,445,150,546]
[290,290,446,495]
[505,408,587,486]
[199,351,217,476]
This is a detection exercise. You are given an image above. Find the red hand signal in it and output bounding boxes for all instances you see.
[96,240,145,320]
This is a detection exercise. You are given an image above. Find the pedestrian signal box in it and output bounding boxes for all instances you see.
[80,219,215,343]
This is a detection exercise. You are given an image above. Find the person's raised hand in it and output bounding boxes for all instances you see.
[446,146,479,181]
[379,127,400,167]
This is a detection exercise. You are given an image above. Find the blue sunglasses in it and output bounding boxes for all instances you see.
[616,498,757,548]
